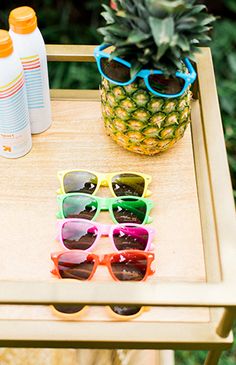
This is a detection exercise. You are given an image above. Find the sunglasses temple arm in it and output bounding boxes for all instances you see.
[145,189,152,197]
[50,268,58,276]
[56,188,63,194]
[56,211,63,219]
[150,243,155,251]
[184,58,197,81]
[97,43,110,53]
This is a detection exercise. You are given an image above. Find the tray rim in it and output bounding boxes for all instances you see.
[0,319,233,349]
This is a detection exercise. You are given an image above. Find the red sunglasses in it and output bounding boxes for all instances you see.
[51,250,155,282]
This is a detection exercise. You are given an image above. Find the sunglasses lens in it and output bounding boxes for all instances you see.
[112,197,147,224]
[58,252,96,280]
[148,74,185,95]
[101,58,131,83]
[113,226,149,251]
[62,221,98,250]
[63,171,98,194]
[111,173,145,197]
[53,304,85,314]
[110,252,148,281]
[62,195,98,220]
[110,305,142,316]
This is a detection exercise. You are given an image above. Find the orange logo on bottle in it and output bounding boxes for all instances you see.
[3,146,11,152]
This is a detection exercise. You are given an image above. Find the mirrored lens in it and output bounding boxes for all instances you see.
[110,252,148,281]
[112,173,145,197]
[63,171,98,194]
[101,58,131,83]
[112,198,147,224]
[53,304,85,314]
[110,305,142,316]
[62,221,98,250]
[148,74,185,95]
[58,252,96,280]
[113,226,149,251]
[62,195,98,220]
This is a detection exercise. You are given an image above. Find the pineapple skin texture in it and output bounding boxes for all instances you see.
[101,77,192,155]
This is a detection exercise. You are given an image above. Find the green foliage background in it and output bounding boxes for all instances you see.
[0,0,235,363]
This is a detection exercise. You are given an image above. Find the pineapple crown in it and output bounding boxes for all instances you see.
[98,0,216,76]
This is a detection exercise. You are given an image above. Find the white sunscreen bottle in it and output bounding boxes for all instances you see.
[9,6,52,134]
[0,30,32,158]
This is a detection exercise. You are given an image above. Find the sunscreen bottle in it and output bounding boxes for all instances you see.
[9,6,52,134]
[0,30,32,158]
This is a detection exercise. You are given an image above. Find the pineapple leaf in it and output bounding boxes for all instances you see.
[119,0,135,14]
[149,16,174,46]
[198,15,217,27]
[109,46,134,60]
[188,5,206,15]
[177,36,191,52]
[101,12,115,25]
[116,10,126,18]
[129,60,143,78]
[146,0,186,15]
[101,5,116,19]
[126,30,151,44]
[100,5,115,24]
[99,24,129,37]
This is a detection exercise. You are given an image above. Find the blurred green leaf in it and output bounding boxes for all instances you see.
[228,53,236,74]
[225,0,236,13]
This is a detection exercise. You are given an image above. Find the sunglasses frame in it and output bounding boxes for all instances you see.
[51,302,150,321]
[57,169,152,197]
[94,44,197,98]
[57,218,155,252]
[56,193,154,224]
[51,250,155,282]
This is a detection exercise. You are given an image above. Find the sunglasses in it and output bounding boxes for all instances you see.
[57,169,152,197]
[94,44,197,98]
[57,218,155,251]
[56,193,154,225]
[51,250,155,282]
[51,302,149,321]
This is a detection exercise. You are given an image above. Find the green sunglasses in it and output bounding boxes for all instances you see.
[57,193,154,225]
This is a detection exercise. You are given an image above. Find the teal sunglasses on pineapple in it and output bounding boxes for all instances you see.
[94,44,197,99]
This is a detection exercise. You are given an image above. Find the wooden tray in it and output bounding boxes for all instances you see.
[0,46,235,351]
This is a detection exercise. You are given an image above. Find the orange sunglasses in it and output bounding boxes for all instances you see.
[51,250,155,282]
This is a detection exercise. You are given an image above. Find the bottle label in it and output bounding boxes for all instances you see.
[0,124,31,157]
[0,72,31,157]
[0,72,30,134]
[21,54,45,109]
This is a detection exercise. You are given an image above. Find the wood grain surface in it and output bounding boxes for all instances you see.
[0,98,208,322]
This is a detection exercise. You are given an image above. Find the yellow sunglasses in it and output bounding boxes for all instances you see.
[57,169,152,197]
[51,303,150,321]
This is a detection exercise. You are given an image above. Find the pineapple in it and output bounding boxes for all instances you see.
[98,0,215,155]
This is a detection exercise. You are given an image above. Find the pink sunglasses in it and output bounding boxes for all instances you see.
[57,218,155,252]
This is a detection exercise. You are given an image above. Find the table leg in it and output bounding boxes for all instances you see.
[204,350,222,365]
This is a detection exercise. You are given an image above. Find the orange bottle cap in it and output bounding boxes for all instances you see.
[9,6,37,34]
[0,30,13,58]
